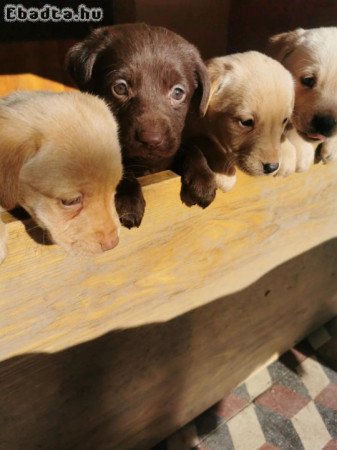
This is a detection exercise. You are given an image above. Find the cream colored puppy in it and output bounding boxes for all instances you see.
[267,27,337,171]
[180,51,295,208]
[0,90,123,263]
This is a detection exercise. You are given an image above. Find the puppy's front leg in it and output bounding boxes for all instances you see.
[286,128,316,173]
[177,141,217,208]
[276,137,297,177]
[316,136,337,164]
[115,174,146,229]
[200,137,237,193]
[0,209,7,263]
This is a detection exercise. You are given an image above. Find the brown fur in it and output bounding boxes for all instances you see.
[66,23,210,228]
[179,51,294,208]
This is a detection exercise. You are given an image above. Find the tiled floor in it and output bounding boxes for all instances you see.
[153,317,337,450]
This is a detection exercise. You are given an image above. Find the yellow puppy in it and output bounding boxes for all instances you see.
[0,91,122,262]
[180,51,295,208]
[267,27,337,171]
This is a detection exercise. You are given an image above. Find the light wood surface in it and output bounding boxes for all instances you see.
[1,75,337,449]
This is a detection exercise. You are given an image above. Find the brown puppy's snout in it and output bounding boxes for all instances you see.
[136,128,164,149]
[311,114,337,137]
[99,230,119,252]
[262,162,279,174]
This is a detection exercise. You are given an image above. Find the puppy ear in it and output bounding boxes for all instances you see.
[65,26,114,90]
[194,58,211,116]
[266,28,306,62]
[203,58,233,112]
[0,124,39,210]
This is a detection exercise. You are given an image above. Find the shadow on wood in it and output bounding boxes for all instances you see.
[1,238,337,450]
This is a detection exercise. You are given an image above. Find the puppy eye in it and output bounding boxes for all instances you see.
[112,79,129,97]
[239,118,254,128]
[283,117,288,125]
[170,84,186,102]
[300,76,316,88]
[60,195,82,208]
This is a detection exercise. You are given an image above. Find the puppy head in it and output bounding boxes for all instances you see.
[0,91,123,256]
[66,23,210,174]
[205,51,294,176]
[267,27,337,141]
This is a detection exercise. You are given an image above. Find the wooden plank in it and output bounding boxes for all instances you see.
[1,74,337,449]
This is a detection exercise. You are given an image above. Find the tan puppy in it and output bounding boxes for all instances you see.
[179,51,295,207]
[0,91,122,262]
[267,27,337,171]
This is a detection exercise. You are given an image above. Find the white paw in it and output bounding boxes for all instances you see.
[296,145,315,172]
[214,173,237,192]
[276,141,296,177]
[320,142,337,164]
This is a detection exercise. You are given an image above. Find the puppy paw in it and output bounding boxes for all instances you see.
[296,145,315,172]
[181,169,217,208]
[115,194,145,229]
[214,173,237,192]
[276,139,296,177]
[316,141,337,164]
[115,178,146,229]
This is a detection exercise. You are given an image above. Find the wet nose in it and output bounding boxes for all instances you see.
[136,129,164,149]
[311,115,337,136]
[263,162,279,174]
[100,232,119,252]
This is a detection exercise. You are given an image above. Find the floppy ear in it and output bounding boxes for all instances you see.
[0,123,39,210]
[194,57,211,116]
[65,26,115,90]
[266,28,306,62]
[203,58,233,113]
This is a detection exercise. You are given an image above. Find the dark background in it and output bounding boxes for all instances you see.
[0,0,336,85]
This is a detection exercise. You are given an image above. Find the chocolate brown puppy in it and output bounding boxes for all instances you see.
[66,23,210,228]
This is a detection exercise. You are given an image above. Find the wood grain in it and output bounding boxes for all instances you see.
[1,75,337,449]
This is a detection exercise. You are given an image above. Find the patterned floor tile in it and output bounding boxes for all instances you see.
[298,356,331,398]
[258,444,280,450]
[323,439,337,450]
[255,384,309,418]
[227,403,265,450]
[201,422,234,450]
[154,319,337,450]
[316,404,337,440]
[315,383,337,410]
[215,391,249,421]
[292,401,331,449]
[232,383,250,401]
[245,368,272,400]
[194,407,223,440]
[255,403,304,450]
[268,360,310,398]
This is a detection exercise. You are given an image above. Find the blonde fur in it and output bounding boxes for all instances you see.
[191,51,294,182]
[0,90,123,262]
[267,27,337,169]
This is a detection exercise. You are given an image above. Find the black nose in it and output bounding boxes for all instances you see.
[311,115,337,136]
[136,129,164,149]
[263,162,279,174]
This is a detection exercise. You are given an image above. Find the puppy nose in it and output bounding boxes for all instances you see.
[263,162,279,174]
[100,232,119,251]
[311,115,337,136]
[136,129,164,149]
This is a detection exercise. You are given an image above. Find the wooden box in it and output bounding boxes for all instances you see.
[1,75,337,450]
